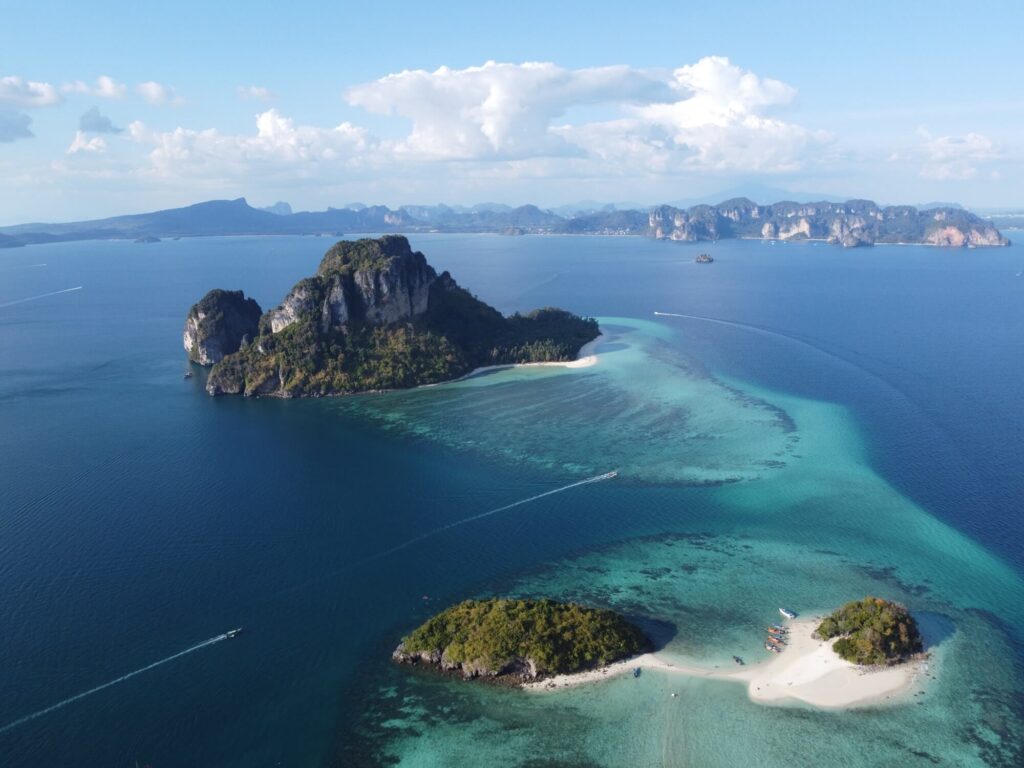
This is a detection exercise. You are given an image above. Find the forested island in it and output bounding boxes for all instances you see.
[183,236,598,396]
[392,598,650,682]
[816,597,923,665]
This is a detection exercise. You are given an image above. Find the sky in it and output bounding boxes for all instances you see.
[1,0,1022,223]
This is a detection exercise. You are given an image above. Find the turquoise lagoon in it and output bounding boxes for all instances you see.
[0,234,1022,766]
[339,316,1024,767]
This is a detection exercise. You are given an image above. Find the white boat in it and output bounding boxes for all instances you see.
[225,627,243,639]
[779,608,797,619]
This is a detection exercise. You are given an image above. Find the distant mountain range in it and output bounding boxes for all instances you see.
[0,196,1009,248]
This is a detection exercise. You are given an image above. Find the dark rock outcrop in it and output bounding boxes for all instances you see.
[196,236,599,397]
[183,289,263,365]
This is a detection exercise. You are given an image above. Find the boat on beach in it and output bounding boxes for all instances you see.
[764,642,781,653]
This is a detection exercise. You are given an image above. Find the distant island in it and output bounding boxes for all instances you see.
[0,196,1008,248]
[184,236,599,396]
[392,598,650,682]
[815,596,923,666]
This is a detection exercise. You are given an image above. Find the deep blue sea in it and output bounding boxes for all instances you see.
[1,233,1022,767]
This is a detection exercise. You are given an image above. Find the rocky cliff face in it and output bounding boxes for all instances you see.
[182,289,262,365]
[392,644,540,680]
[193,236,598,397]
[266,235,435,334]
[648,198,1009,247]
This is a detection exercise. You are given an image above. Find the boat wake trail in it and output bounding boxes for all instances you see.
[0,474,616,734]
[270,471,618,600]
[653,310,902,391]
[0,632,230,736]
[366,471,618,564]
[0,286,83,308]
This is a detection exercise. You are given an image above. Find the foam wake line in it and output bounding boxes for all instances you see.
[0,632,230,735]
[0,286,82,308]
[365,471,618,564]
[653,309,971,473]
[0,474,617,732]
[653,310,908,396]
[270,471,618,600]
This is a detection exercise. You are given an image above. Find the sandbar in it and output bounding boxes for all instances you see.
[524,618,926,710]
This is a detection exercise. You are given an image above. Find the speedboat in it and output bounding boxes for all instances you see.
[183,371,193,379]
[779,608,797,619]
[225,627,243,639]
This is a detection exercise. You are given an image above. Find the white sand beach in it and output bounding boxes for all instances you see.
[524,619,924,710]
[451,333,604,381]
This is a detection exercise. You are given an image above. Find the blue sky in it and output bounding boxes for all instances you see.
[1,0,1022,223]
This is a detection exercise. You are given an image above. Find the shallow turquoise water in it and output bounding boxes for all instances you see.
[339,316,1024,767]
[1,234,1022,766]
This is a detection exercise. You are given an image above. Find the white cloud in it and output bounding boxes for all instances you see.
[0,75,62,107]
[238,85,274,101]
[62,75,127,99]
[67,130,108,154]
[347,60,671,160]
[0,75,61,143]
[918,128,998,180]
[128,108,371,179]
[344,57,827,173]
[623,56,824,172]
[137,81,183,105]
[39,58,834,189]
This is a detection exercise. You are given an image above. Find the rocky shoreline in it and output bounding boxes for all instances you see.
[183,236,599,397]
[391,598,651,687]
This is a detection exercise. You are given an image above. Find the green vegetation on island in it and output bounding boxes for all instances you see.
[393,598,650,681]
[816,596,923,666]
[185,236,599,396]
